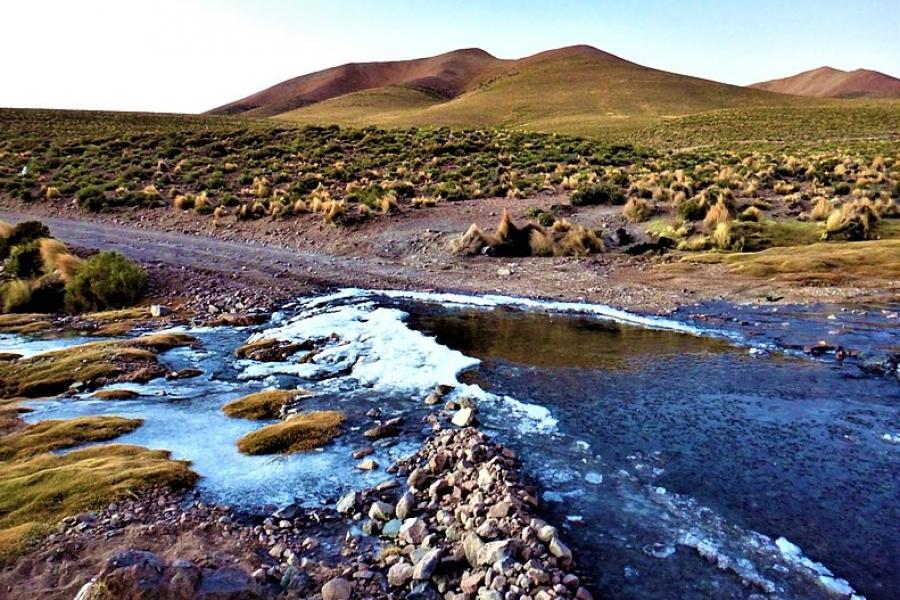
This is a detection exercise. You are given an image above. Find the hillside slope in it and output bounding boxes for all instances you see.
[262,45,799,135]
[751,66,900,98]
[209,48,505,117]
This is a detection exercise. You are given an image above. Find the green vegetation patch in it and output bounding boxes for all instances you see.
[0,416,142,461]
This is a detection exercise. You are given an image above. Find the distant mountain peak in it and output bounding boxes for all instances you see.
[751,66,900,98]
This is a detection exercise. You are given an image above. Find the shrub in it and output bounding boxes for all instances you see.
[6,241,44,278]
[7,221,50,246]
[39,238,68,274]
[702,199,731,232]
[75,185,106,212]
[63,251,147,312]
[738,206,762,222]
[27,274,65,312]
[570,183,625,206]
[809,197,833,221]
[677,196,708,221]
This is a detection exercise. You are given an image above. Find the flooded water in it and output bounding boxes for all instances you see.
[8,289,899,600]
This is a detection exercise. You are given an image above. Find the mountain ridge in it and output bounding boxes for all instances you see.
[750,66,900,98]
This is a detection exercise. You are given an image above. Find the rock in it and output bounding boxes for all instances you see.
[477,539,514,567]
[536,524,557,543]
[488,500,510,519]
[460,571,483,594]
[407,581,441,600]
[478,590,502,600]
[321,577,352,600]
[268,543,286,559]
[549,537,573,565]
[396,491,416,519]
[149,304,171,317]
[407,467,429,489]
[387,561,414,587]
[356,458,378,471]
[413,548,442,580]
[382,519,403,538]
[352,447,374,459]
[272,503,299,520]
[463,532,485,567]
[280,566,310,593]
[368,501,395,521]
[166,368,202,380]
[364,416,403,439]
[197,566,254,598]
[451,407,475,427]
[399,517,428,545]
[336,490,357,514]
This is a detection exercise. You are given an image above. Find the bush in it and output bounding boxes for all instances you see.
[6,241,44,278]
[1,280,32,313]
[7,221,50,246]
[570,183,625,206]
[76,185,106,211]
[63,251,147,312]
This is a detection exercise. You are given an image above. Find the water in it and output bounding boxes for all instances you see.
[8,290,899,599]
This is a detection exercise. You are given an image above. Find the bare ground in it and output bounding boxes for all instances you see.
[1,195,896,315]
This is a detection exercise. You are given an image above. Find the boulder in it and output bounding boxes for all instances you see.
[387,561,414,587]
[321,577,352,600]
[412,548,442,581]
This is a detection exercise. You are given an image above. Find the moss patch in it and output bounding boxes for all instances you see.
[0,333,197,398]
[0,444,197,559]
[0,416,143,461]
[236,411,344,455]
[0,314,52,335]
[223,389,309,420]
[92,389,140,401]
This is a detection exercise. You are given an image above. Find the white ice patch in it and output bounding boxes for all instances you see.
[0,333,100,358]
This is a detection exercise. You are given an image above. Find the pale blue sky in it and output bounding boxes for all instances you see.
[1,0,898,112]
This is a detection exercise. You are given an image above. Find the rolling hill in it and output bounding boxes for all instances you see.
[209,45,804,135]
[751,66,900,98]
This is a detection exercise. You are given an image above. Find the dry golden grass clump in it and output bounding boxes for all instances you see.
[173,194,195,210]
[236,410,344,455]
[0,416,143,461]
[0,220,13,240]
[623,197,652,223]
[141,185,160,199]
[809,197,834,221]
[738,206,762,222]
[1,280,32,314]
[713,221,733,250]
[37,238,68,274]
[410,196,438,209]
[44,186,60,200]
[824,199,881,241]
[451,211,604,257]
[92,389,140,400]
[378,193,399,214]
[702,199,731,232]
[223,389,310,420]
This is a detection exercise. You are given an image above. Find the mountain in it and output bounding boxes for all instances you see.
[209,45,801,135]
[750,66,900,98]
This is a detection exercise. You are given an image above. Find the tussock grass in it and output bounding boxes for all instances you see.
[809,197,834,221]
[92,389,140,400]
[236,411,344,455]
[452,210,605,257]
[623,197,652,223]
[37,238,68,274]
[0,416,143,461]
[222,389,310,420]
[0,444,196,558]
[0,313,52,335]
[1,280,32,313]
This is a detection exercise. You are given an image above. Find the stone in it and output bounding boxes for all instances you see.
[549,536,573,564]
[382,518,403,538]
[451,407,475,427]
[280,566,311,593]
[387,561,414,587]
[460,571,484,594]
[487,500,510,519]
[413,548,442,580]
[536,524,557,543]
[369,500,395,521]
[356,458,378,471]
[321,577,352,600]
[352,447,374,459]
[336,490,357,514]
[268,543,286,559]
[149,304,171,318]
[364,416,403,439]
[407,467,429,488]
[399,517,428,545]
[198,566,253,597]
[476,539,514,567]
[396,491,416,519]
[272,503,299,520]
[463,532,485,567]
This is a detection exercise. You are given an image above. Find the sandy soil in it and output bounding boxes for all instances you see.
[1,197,895,315]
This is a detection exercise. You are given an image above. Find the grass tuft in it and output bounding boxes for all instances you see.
[236,411,344,455]
[223,389,310,420]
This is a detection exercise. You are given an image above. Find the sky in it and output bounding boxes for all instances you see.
[1,0,898,113]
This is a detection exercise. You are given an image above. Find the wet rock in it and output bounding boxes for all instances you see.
[407,467,429,489]
[356,458,378,471]
[388,561,414,587]
[549,537,573,565]
[272,503,299,520]
[336,490,357,514]
[352,447,374,459]
[198,566,255,598]
[280,566,310,593]
[166,368,203,380]
[321,577,351,600]
[382,519,403,538]
[364,416,403,440]
[451,407,476,427]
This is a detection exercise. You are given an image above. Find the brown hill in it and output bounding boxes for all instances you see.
[751,66,900,98]
[209,48,506,117]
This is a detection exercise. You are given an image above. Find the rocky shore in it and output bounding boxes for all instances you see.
[3,394,593,600]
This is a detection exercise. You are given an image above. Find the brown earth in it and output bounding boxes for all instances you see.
[751,66,900,98]
[1,198,895,315]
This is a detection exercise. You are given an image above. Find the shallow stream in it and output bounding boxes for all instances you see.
[9,289,898,600]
